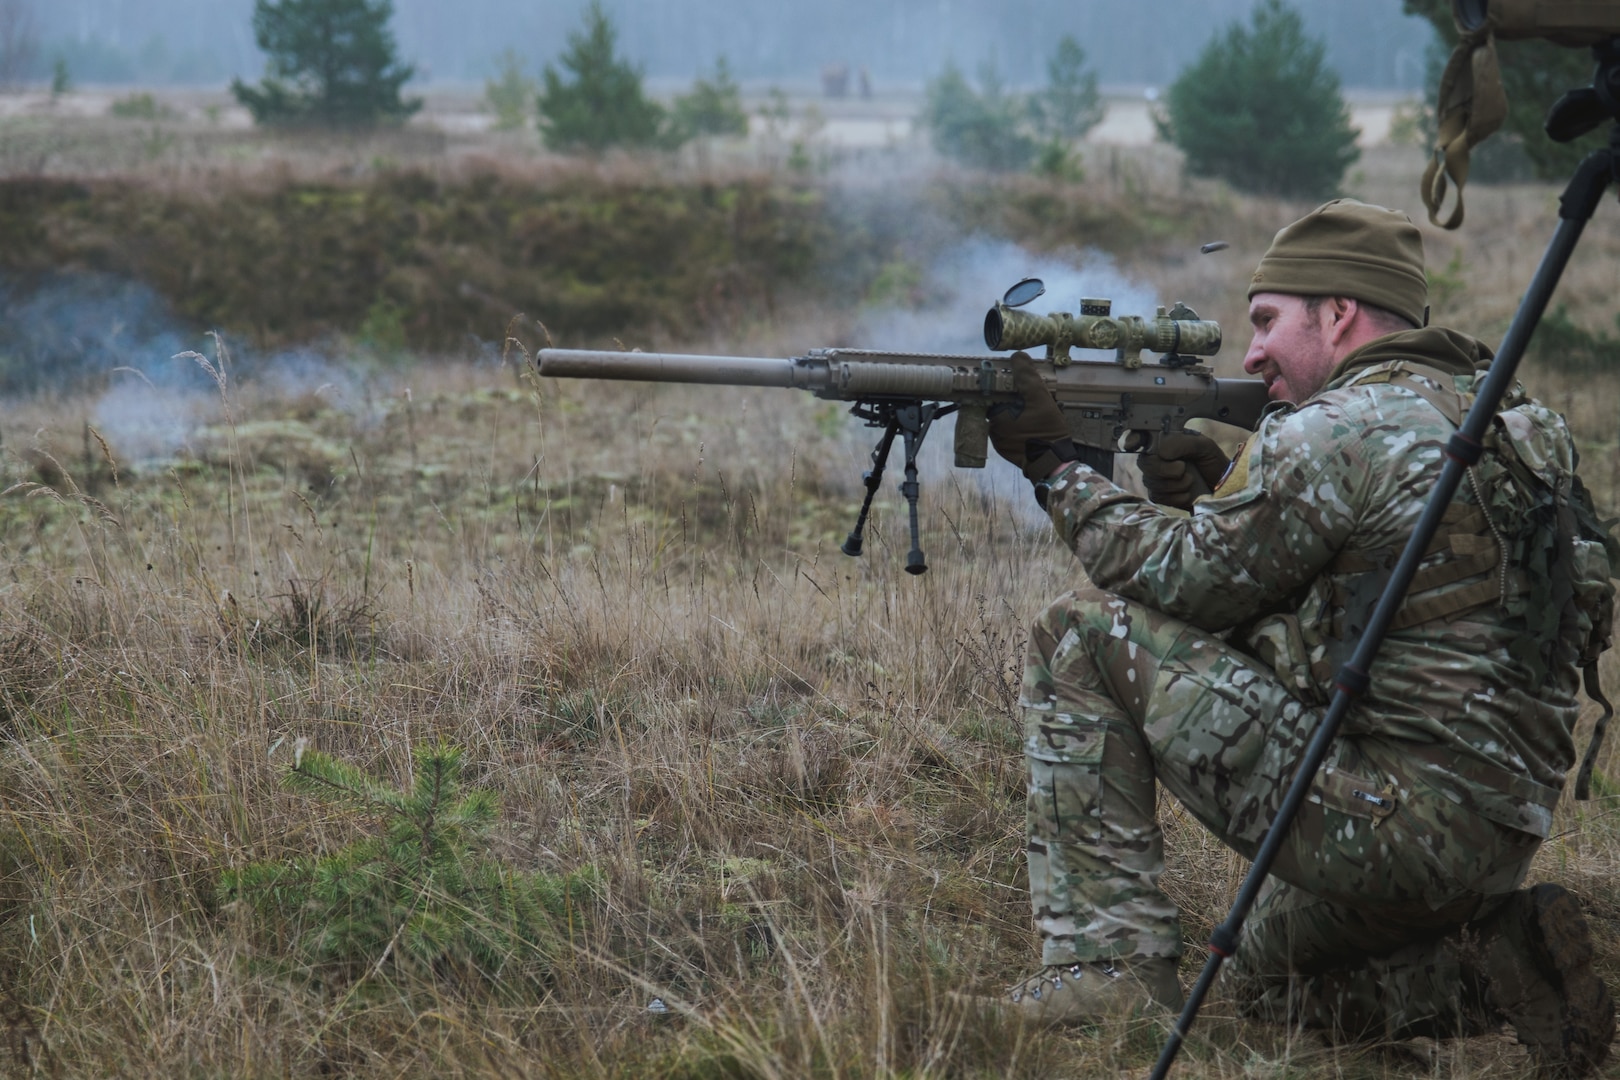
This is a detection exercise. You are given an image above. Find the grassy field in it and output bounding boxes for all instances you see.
[0,100,1617,1077]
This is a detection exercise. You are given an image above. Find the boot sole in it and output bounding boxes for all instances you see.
[1517,884,1615,1078]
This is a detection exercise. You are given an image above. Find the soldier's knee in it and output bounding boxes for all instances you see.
[1030,588,1124,646]
[1024,589,1132,700]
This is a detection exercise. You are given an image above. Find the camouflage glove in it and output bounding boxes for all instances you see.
[987,352,1080,483]
[1135,432,1230,511]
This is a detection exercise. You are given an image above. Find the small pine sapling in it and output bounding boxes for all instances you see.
[672,56,749,142]
[220,741,594,995]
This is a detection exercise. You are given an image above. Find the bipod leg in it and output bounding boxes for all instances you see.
[841,419,900,558]
[1149,130,1619,1078]
[897,404,936,575]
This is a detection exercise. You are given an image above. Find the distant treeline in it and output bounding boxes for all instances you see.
[31,0,1430,90]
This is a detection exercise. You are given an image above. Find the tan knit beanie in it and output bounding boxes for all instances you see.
[1248,200,1428,327]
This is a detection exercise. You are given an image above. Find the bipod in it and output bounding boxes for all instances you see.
[841,400,946,574]
[1151,38,1620,1078]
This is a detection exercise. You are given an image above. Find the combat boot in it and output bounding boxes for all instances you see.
[995,958,1183,1027]
[1466,884,1614,1078]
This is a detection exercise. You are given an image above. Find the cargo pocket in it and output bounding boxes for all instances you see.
[1025,717,1107,847]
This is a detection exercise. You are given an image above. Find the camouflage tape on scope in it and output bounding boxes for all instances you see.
[985,305,1221,357]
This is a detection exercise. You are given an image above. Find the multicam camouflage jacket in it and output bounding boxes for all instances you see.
[1044,326,1614,837]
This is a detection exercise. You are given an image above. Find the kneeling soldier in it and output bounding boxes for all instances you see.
[985,200,1615,1077]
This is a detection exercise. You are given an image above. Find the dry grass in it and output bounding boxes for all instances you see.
[0,115,1616,1077]
[0,330,1613,1077]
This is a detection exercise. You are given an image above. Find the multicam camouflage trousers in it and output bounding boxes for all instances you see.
[1024,588,1542,1036]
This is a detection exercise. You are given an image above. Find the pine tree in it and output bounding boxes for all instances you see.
[231,0,421,128]
[537,1,667,152]
[220,742,595,991]
[919,60,1038,172]
[671,56,749,141]
[1156,0,1359,199]
[1028,35,1103,145]
[485,49,536,132]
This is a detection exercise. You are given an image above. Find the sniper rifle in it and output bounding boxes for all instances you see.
[538,277,1268,574]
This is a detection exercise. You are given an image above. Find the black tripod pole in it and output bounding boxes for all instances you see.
[1150,131,1618,1080]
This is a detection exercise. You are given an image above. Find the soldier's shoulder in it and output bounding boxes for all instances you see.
[1261,380,1406,447]
[1308,365,1461,436]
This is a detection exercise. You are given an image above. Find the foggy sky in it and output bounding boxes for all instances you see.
[30,0,1431,90]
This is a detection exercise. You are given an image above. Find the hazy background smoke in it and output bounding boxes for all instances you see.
[0,274,196,394]
[27,0,1432,90]
[0,273,386,465]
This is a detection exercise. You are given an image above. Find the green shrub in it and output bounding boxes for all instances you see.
[230,0,421,128]
[1156,0,1359,199]
[1528,305,1620,371]
[1033,140,1086,184]
[109,92,171,120]
[220,742,595,992]
[537,1,668,152]
[919,60,1038,171]
[672,56,749,141]
[484,49,536,132]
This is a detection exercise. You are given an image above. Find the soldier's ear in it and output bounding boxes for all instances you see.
[1325,296,1357,345]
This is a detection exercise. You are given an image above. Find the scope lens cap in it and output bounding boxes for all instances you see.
[1003,277,1046,308]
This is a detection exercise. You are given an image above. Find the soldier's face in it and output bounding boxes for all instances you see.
[1243,293,1337,404]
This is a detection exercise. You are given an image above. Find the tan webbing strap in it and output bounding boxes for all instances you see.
[1391,569,1528,630]
[1330,504,1488,575]
[1421,28,1508,231]
[1329,508,1511,634]
[1331,546,1512,632]
[1405,536,1501,593]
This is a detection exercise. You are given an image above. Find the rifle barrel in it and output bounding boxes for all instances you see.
[537,349,807,388]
